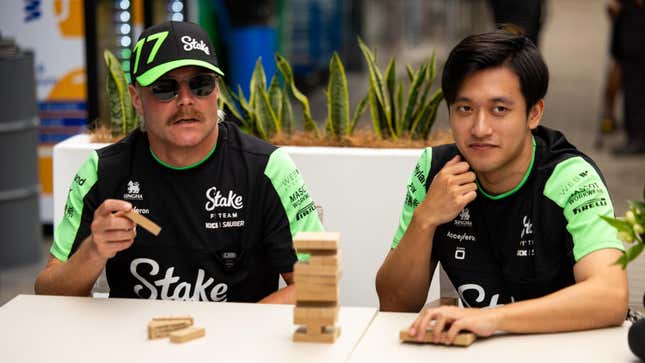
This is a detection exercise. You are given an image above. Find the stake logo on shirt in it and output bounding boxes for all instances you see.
[204,186,246,229]
[130,258,229,301]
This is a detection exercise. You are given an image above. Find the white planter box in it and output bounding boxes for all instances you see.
[53,134,441,307]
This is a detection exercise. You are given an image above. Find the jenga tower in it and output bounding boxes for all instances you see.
[293,232,342,343]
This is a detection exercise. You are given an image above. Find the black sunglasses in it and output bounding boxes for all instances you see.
[149,73,218,102]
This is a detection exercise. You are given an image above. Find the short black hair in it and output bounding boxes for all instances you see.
[441,30,549,114]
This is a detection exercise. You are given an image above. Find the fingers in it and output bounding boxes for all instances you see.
[95,199,132,217]
[444,320,466,345]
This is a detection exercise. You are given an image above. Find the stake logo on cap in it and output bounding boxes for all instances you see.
[130,21,224,87]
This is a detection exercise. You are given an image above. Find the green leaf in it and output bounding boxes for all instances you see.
[614,243,644,269]
[249,58,267,107]
[104,50,133,136]
[402,64,427,132]
[268,75,283,129]
[254,83,277,139]
[275,53,319,136]
[411,88,443,139]
[368,88,382,139]
[218,82,243,121]
[600,215,635,234]
[358,38,394,138]
[327,52,350,138]
[396,82,404,133]
[237,85,256,134]
[350,93,369,133]
[280,86,295,134]
[406,64,415,83]
[385,57,397,136]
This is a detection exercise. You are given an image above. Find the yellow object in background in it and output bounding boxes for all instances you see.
[47,68,86,100]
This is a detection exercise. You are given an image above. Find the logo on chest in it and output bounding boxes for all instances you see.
[517,215,535,257]
[205,186,243,210]
[453,207,472,227]
[123,180,144,200]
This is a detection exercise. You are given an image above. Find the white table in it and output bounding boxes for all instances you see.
[349,312,638,362]
[0,295,376,363]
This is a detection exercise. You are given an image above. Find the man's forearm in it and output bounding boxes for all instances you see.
[35,237,107,296]
[494,276,628,333]
[376,218,437,312]
[259,284,296,304]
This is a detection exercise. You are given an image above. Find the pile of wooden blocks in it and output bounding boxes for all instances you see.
[147,315,205,343]
[293,232,342,343]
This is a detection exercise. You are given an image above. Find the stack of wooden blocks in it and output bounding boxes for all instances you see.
[293,232,342,343]
[147,315,205,343]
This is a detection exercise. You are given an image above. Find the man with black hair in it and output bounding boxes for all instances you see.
[376,30,628,344]
[35,21,323,303]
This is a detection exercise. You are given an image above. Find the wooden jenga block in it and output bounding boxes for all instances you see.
[294,232,340,251]
[399,328,476,347]
[293,326,341,343]
[151,315,194,325]
[169,326,206,343]
[147,320,192,339]
[294,263,340,276]
[296,282,339,302]
[294,270,342,285]
[125,209,161,236]
[294,305,338,325]
[307,251,341,266]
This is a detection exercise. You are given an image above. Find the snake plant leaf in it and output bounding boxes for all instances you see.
[218,82,243,122]
[402,63,427,132]
[368,88,382,138]
[275,53,319,136]
[358,37,394,138]
[411,88,442,139]
[406,64,415,83]
[237,85,256,133]
[249,58,267,107]
[280,85,295,134]
[350,93,369,133]
[385,57,398,137]
[420,89,443,139]
[104,50,133,136]
[268,75,283,121]
[255,82,280,138]
[427,51,437,84]
[395,82,404,134]
[327,52,350,138]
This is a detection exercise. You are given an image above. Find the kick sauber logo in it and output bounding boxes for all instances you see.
[123,180,143,200]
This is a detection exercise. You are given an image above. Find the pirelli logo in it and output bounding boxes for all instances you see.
[296,202,317,221]
[572,197,607,215]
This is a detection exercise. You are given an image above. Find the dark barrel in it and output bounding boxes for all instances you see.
[0,34,41,269]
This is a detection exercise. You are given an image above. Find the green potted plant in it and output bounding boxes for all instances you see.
[601,185,645,361]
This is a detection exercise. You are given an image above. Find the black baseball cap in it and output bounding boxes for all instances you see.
[130,21,224,87]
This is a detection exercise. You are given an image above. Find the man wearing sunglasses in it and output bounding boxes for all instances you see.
[35,21,323,303]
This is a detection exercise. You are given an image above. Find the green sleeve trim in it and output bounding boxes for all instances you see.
[264,148,324,261]
[51,151,99,262]
[543,156,624,261]
[478,136,536,200]
[392,147,432,249]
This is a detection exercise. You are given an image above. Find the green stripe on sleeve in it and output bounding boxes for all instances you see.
[543,156,624,261]
[51,151,99,262]
[265,148,324,260]
[392,147,433,249]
